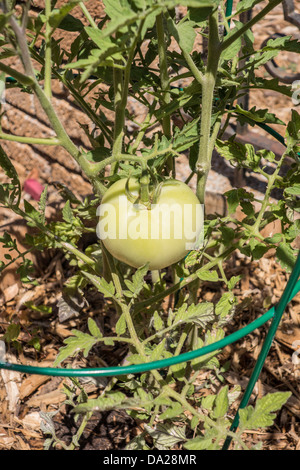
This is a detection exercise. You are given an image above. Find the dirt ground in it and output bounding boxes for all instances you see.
[0,1,300,450]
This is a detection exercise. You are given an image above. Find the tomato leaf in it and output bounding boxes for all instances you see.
[124,263,149,298]
[87,318,103,339]
[239,392,291,430]
[82,272,116,298]
[174,302,214,328]
[213,386,229,419]
[54,329,98,365]
[197,270,219,282]
[276,243,298,273]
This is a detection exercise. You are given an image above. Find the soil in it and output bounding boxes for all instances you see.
[0,1,300,451]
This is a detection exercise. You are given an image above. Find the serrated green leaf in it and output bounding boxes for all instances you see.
[174,302,214,328]
[153,310,164,331]
[239,392,291,430]
[191,328,224,369]
[228,275,241,290]
[24,199,43,224]
[62,200,74,223]
[87,318,103,339]
[82,271,115,298]
[57,14,84,31]
[276,243,298,273]
[197,270,219,282]
[213,386,229,419]
[235,0,262,14]
[215,292,236,317]
[124,263,149,298]
[285,184,300,196]
[126,433,150,450]
[225,189,241,215]
[0,145,21,206]
[3,322,20,343]
[54,329,98,365]
[49,1,82,30]
[115,313,127,335]
[144,423,186,449]
[286,110,300,155]
[127,353,145,364]
[215,138,246,165]
[201,394,216,411]
[249,77,292,98]
[17,258,36,284]
[159,402,183,420]
[221,21,242,61]
[184,436,213,450]
[125,263,149,297]
[168,18,196,54]
[235,104,285,125]
[150,338,166,361]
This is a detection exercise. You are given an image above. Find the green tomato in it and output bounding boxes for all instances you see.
[97,178,203,270]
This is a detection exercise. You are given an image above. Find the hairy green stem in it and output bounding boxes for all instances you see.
[165,387,215,427]
[0,132,60,146]
[156,13,171,139]
[165,325,192,381]
[79,1,98,28]
[0,62,34,86]
[182,50,204,86]
[196,10,221,204]
[102,246,167,389]
[111,20,145,174]
[252,153,286,235]
[44,0,52,99]
[111,67,124,164]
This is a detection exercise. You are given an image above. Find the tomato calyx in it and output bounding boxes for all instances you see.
[124,173,163,209]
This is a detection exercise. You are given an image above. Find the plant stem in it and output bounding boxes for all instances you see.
[112,67,124,162]
[165,387,215,427]
[196,9,221,204]
[103,246,167,388]
[79,1,98,28]
[0,132,60,146]
[182,50,205,87]
[111,20,145,173]
[44,0,52,99]
[251,153,286,235]
[0,61,35,87]
[69,412,92,450]
[156,13,171,139]
[165,325,192,381]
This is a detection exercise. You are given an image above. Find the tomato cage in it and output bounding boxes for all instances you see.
[0,0,300,451]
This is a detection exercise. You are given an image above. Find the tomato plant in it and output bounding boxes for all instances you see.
[0,0,299,451]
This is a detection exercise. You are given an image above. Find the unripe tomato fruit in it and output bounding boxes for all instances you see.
[97,178,203,270]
